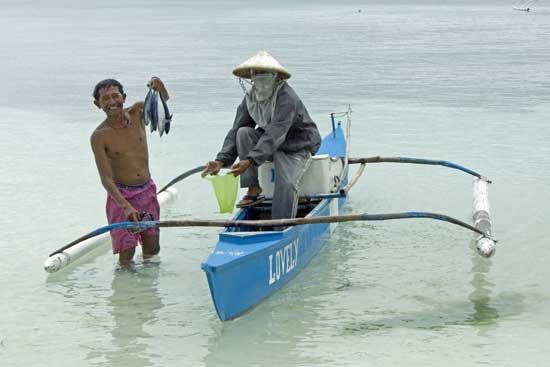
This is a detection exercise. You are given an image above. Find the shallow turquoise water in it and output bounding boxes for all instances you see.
[1,1,549,366]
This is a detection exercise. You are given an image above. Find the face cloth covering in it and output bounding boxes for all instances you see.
[251,72,277,101]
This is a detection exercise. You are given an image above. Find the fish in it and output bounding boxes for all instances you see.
[143,89,153,126]
[150,90,159,132]
[159,93,173,136]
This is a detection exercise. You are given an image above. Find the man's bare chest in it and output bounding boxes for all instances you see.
[104,125,147,159]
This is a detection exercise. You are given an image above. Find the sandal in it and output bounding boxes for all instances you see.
[236,193,266,208]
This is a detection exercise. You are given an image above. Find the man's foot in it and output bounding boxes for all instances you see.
[236,192,266,208]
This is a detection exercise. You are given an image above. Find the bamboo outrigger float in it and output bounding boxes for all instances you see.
[45,108,496,321]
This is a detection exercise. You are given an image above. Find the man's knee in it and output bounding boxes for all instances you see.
[119,247,136,263]
[142,235,160,256]
[144,245,160,256]
[275,180,296,195]
[236,126,256,143]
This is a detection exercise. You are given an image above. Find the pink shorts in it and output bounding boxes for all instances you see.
[106,178,160,254]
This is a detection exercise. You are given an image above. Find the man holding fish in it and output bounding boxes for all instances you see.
[91,77,169,264]
[202,51,321,220]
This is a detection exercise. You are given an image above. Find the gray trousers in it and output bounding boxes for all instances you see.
[236,127,311,219]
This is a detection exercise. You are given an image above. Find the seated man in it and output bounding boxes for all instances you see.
[202,51,321,219]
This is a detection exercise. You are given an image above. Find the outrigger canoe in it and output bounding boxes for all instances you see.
[46,109,496,323]
[201,114,351,321]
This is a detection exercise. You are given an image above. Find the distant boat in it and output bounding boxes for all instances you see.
[513,0,537,11]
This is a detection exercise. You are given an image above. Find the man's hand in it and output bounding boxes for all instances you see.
[201,160,224,177]
[147,77,169,101]
[124,205,140,223]
[230,159,252,177]
[124,204,141,233]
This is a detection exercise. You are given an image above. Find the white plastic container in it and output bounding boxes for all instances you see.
[259,155,343,198]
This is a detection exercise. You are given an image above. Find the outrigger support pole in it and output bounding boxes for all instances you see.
[48,211,495,263]
[157,165,206,194]
[348,156,491,182]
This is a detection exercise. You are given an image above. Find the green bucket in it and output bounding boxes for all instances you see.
[205,172,239,213]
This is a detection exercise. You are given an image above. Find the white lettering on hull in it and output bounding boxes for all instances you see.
[268,239,299,286]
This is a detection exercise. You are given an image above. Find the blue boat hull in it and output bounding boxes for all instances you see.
[201,195,346,320]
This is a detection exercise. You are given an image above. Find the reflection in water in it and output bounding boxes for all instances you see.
[202,231,353,367]
[100,262,163,367]
[466,240,499,333]
[341,241,501,334]
[203,276,328,367]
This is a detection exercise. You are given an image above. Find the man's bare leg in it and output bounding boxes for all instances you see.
[246,186,262,197]
[141,235,160,259]
[119,247,136,265]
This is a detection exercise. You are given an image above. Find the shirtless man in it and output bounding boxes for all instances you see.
[91,78,169,264]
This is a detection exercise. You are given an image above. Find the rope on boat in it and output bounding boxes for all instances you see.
[348,156,491,182]
[340,162,366,195]
[50,211,495,256]
[339,106,352,185]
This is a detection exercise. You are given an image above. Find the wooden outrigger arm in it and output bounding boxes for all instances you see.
[347,156,491,182]
[47,210,496,271]
[344,156,496,257]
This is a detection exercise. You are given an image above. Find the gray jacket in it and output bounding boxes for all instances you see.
[215,83,321,166]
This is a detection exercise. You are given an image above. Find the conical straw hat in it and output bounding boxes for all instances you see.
[232,51,291,80]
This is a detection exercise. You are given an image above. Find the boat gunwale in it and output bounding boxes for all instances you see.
[201,196,334,273]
